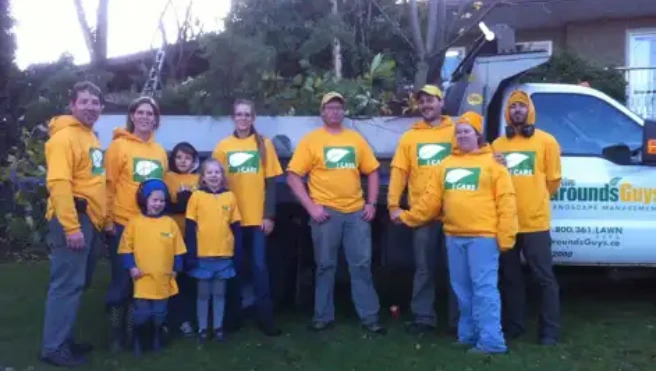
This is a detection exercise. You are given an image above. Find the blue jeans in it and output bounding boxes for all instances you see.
[225,226,275,325]
[105,224,132,308]
[133,299,168,325]
[41,215,103,356]
[310,207,380,325]
[446,236,506,353]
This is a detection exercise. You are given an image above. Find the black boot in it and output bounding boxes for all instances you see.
[108,305,125,353]
[124,303,134,349]
[133,323,150,357]
[152,322,162,352]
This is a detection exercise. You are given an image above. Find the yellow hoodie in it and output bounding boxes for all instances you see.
[492,90,562,233]
[105,128,168,227]
[45,115,107,234]
[388,116,456,214]
[400,145,518,250]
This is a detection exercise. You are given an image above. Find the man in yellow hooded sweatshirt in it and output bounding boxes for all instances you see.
[492,90,562,346]
[388,85,458,334]
[392,112,518,354]
[40,82,107,368]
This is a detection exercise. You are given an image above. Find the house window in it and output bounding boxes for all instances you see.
[626,29,656,119]
[530,93,643,156]
[516,40,553,55]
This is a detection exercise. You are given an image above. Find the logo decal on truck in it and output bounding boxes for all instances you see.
[324,146,356,169]
[417,143,451,166]
[504,151,536,176]
[444,167,481,191]
[228,151,260,173]
[552,177,656,211]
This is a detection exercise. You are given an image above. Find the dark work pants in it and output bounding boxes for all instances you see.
[168,273,197,329]
[105,224,132,308]
[500,231,561,340]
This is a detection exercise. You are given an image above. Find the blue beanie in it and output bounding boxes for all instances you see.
[137,179,170,215]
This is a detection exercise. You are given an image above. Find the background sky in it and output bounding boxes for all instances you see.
[11,0,231,69]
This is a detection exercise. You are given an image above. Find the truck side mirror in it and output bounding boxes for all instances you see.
[642,119,656,166]
[602,144,631,165]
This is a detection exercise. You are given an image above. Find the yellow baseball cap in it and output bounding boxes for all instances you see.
[416,85,444,100]
[456,111,484,133]
[321,91,345,108]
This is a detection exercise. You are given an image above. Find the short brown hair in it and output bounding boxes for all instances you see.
[69,81,104,104]
[126,96,161,133]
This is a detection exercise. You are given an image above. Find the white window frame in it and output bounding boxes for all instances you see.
[626,28,656,68]
[625,29,656,119]
[516,40,553,55]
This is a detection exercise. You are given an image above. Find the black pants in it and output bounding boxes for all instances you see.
[500,231,560,340]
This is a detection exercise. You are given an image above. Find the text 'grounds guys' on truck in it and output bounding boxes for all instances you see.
[94,23,656,306]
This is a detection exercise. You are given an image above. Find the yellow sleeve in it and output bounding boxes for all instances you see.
[212,143,227,167]
[264,138,284,178]
[357,137,380,175]
[160,147,169,175]
[387,167,408,213]
[544,136,562,191]
[400,165,444,227]
[164,173,178,203]
[172,219,187,255]
[287,136,313,177]
[45,135,80,235]
[185,192,198,221]
[117,220,135,254]
[104,140,123,227]
[230,193,242,223]
[493,164,518,250]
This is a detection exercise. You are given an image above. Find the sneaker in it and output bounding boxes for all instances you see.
[197,329,209,344]
[308,321,333,332]
[362,322,387,335]
[405,322,435,335]
[214,328,225,342]
[40,348,86,368]
[180,322,195,338]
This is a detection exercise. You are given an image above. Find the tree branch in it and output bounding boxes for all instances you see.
[370,0,414,51]
[409,0,425,58]
[72,0,94,60]
[425,0,438,54]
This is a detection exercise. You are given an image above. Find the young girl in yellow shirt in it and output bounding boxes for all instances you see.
[185,159,242,343]
[118,178,186,356]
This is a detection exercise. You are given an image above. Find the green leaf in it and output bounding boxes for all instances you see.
[609,177,622,187]
[370,53,383,76]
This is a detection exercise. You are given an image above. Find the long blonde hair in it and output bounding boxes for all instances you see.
[233,99,267,166]
[198,158,227,190]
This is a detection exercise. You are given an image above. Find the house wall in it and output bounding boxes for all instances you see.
[517,17,656,67]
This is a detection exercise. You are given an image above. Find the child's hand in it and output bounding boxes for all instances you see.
[130,267,143,279]
[171,271,178,278]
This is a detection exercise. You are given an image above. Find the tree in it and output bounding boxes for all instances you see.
[73,0,109,67]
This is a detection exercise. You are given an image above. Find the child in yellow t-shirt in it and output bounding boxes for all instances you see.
[118,178,186,356]
[185,159,242,343]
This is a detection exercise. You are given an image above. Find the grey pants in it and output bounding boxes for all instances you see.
[411,221,459,328]
[500,231,561,340]
[310,207,380,325]
[41,215,103,356]
[197,278,227,331]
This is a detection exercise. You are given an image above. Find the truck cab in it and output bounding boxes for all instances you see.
[495,83,655,266]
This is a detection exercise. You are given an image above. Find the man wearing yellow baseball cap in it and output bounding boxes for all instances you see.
[388,84,459,335]
[492,90,562,346]
[286,92,385,334]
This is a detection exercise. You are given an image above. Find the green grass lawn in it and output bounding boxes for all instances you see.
[1,262,656,371]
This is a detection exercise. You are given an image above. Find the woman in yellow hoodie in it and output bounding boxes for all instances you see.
[392,112,518,354]
[104,96,168,352]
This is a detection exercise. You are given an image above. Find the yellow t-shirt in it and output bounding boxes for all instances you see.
[287,127,380,213]
[118,214,186,300]
[105,128,168,227]
[400,146,518,250]
[164,172,200,233]
[389,118,456,211]
[186,189,241,257]
[212,135,283,226]
[492,129,561,233]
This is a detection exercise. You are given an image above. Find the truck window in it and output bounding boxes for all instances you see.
[530,93,643,155]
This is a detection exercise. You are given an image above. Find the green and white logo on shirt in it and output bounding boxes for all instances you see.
[504,151,536,176]
[444,167,481,191]
[227,150,260,174]
[89,147,105,175]
[324,146,356,169]
[133,158,164,182]
[416,143,451,166]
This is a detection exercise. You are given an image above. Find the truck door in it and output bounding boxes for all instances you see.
[528,91,656,266]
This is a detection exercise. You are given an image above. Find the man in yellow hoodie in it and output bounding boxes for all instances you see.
[388,85,458,334]
[287,92,385,334]
[40,82,107,367]
[492,90,562,346]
